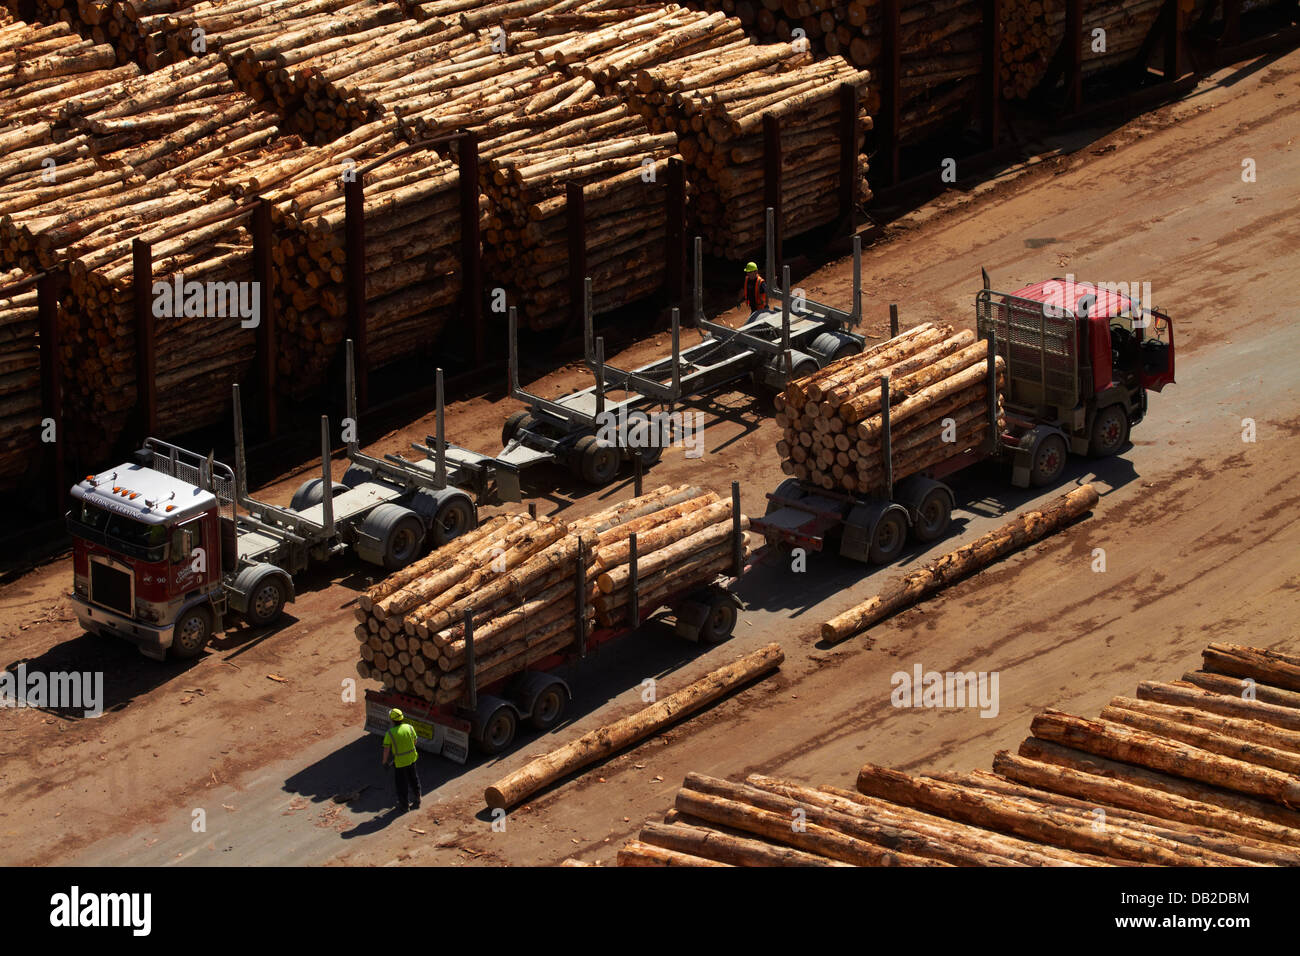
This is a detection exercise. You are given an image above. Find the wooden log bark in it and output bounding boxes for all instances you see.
[1018,736,1300,830]
[1203,643,1300,692]
[637,821,852,866]
[1098,701,1300,775]
[1113,692,1300,750]
[617,840,732,866]
[483,643,784,809]
[821,485,1099,642]
[1143,679,1300,729]
[1181,670,1300,710]
[1029,709,1300,806]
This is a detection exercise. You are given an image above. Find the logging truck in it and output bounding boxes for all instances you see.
[753,271,1175,564]
[429,216,867,504]
[68,352,478,660]
[363,487,749,763]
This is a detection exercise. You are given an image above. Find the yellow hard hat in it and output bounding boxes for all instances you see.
[744,262,758,273]
[389,708,404,722]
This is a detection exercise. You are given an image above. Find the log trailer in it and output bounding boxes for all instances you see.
[363,485,749,762]
[419,212,868,505]
[68,345,478,660]
[752,271,1175,564]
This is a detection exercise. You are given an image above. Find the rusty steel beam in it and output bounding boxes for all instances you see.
[344,174,368,410]
[837,82,859,237]
[132,238,157,437]
[982,0,1003,148]
[666,156,687,310]
[881,0,902,186]
[37,272,65,511]
[252,198,278,438]
[564,180,587,341]
[457,131,485,365]
[762,112,783,274]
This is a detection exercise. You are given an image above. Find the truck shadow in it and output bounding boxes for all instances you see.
[739,452,1140,625]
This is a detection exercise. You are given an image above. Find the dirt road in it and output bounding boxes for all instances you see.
[2,49,1297,867]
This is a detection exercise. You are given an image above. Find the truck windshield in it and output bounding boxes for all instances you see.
[70,502,169,562]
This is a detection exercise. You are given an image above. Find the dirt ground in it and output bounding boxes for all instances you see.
[1,49,1297,867]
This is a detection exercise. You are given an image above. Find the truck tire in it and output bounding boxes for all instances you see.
[868,510,908,564]
[699,594,738,644]
[171,606,213,660]
[576,435,620,485]
[431,495,475,548]
[766,478,806,515]
[528,683,569,731]
[477,705,518,755]
[1030,433,1068,487]
[244,575,288,627]
[911,487,952,543]
[502,410,534,446]
[290,478,348,512]
[809,331,862,366]
[1089,404,1129,458]
[361,503,427,571]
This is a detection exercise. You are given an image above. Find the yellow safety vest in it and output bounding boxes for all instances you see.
[384,722,418,768]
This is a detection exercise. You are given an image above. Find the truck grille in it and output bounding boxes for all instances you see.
[90,561,133,617]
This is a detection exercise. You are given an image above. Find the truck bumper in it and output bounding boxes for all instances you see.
[364,690,472,764]
[71,595,172,661]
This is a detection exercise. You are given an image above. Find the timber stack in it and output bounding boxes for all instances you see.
[482,125,679,330]
[620,642,1300,865]
[0,271,42,491]
[354,484,750,701]
[0,16,139,127]
[231,121,466,398]
[774,322,1006,494]
[622,47,871,256]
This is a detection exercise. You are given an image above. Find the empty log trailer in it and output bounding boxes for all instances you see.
[419,211,868,505]
[363,485,750,762]
[752,272,1175,564]
[67,346,478,660]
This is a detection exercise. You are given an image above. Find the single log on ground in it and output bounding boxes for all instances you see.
[483,643,784,809]
[821,485,1099,642]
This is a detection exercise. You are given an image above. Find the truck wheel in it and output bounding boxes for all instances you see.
[911,488,952,543]
[171,606,213,660]
[699,596,738,644]
[478,705,518,755]
[502,411,534,446]
[868,511,908,564]
[431,496,475,547]
[361,504,427,570]
[632,442,664,467]
[1089,404,1129,458]
[576,435,620,485]
[529,683,569,731]
[290,478,348,512]
[245,576,287,627]
[1030,433,1068,487]
[766,478,805,515]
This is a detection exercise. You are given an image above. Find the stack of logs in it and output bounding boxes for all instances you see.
[354,484,750,702]
[623,46,871,257]
[0,270,42,491]
[774,322,1005,494]
[483,123,678,330]
[1000,0,1169,99]
[231,121,466,398]
[620,642,1300,865]
[0,14,139,126]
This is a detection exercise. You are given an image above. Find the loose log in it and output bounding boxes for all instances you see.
[483,643,784,808]
[821,485,1099,642]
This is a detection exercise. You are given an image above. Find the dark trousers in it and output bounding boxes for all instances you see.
[393,761,421,810]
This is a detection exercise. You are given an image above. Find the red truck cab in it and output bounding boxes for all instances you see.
[69,463,223,660]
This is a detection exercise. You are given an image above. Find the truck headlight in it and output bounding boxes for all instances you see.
[135,601,160,623]
[74,581,87,598]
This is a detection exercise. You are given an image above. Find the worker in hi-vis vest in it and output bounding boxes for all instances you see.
[741,261,768,313]
[382,708,421,813]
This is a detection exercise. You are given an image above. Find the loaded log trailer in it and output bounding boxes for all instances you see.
[67,343,479,660]
[363,485,750,762]
[753,271,1176,564]
[423,211,868,506]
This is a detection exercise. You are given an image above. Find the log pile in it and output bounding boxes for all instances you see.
[622,47,871,256]
[0,271,42,491]
[774,322,1005,494]
[232,121,465,398]
[620,642,1300,865]
[1000,0,1167,99]
[0,16,139,126]
[482,124,679,330]
[354,484,750,702]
